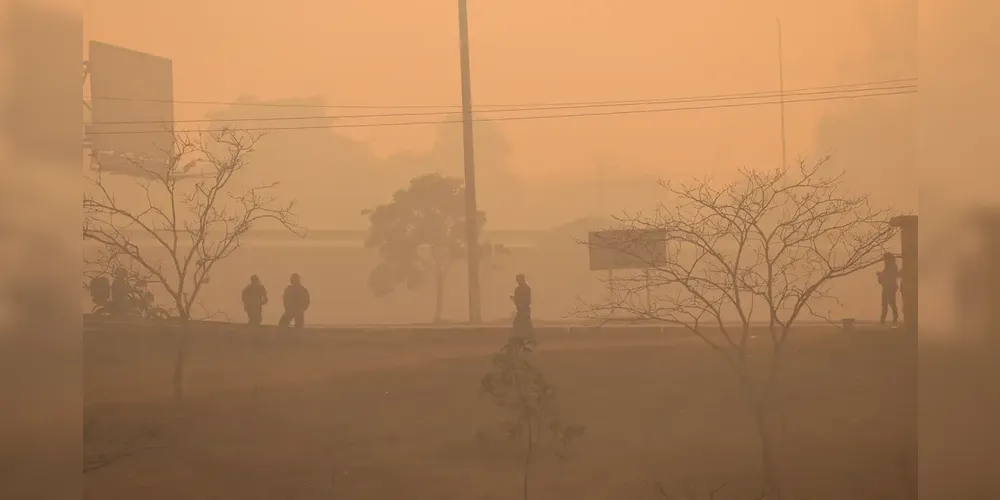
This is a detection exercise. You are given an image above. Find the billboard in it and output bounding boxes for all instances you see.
[86,41,174,168]
[588,229,667,271]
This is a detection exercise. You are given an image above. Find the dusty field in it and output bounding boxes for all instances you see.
[84,326,915,500]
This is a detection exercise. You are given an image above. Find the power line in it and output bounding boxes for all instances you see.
[83,77,917,111]
[86,88,917,136]
[89,83,917,125]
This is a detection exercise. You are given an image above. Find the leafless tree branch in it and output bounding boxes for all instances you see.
[83,128,303,321]
[579,157,897,360]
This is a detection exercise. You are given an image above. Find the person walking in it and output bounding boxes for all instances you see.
[278,273,310,329]
[241,275,268,326]
[876,252,901,327]
[511,273,533,336]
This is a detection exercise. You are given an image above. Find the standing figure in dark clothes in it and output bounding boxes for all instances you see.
[278,273,310,329]
[242,275,268,326]
[511,273,533,336]
[876,252,900,326]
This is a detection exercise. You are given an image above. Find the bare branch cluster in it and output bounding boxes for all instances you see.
[83,129,303,320]
[582,156,898,356]
[578,157,900,500]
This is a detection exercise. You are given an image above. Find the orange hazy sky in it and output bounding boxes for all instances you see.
[83,0,907,180]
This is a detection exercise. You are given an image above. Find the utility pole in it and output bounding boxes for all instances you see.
[890,215,918,334]
[595,154,608,217]
[457,0,482,324]
[776,18,788,169]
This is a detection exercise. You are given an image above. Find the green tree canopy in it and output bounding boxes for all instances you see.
[363,173,486,323]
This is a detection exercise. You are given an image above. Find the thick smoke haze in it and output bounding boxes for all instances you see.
[83,0,920,229]
[1,0,999,499]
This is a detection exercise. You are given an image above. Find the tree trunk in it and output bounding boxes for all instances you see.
[753,401,784,499]
[522,453,530,500]
[770,339,790,435]
[172,321,189,406]
[523,416,534,500]
[432,270,444,324]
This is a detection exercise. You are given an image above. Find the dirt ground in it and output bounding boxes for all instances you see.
[84,326,915,500]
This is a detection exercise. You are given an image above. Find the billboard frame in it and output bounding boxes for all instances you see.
[85,41,175,173]
[587,229,668,272]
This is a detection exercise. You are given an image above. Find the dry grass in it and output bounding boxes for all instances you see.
[84,326,914,500]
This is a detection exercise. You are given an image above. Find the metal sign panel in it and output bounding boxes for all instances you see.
[87,41,174,167]
[588,229,667,271]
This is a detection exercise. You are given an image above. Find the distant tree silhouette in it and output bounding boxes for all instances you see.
[363,173,485,323]
[83,129,302,403]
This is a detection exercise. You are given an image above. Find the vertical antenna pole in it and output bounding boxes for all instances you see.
[777,18,788,169]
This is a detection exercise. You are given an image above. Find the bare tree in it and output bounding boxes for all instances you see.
[83,129,302,402]
[581,157,898,499]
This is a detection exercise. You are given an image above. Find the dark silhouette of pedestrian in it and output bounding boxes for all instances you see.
[278,273,310,329]
[241,275,268,326]
[876,252,900,326]
[511,273,533,336]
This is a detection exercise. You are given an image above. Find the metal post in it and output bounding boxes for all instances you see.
[889,215,918,499]
[891,215,918,333]
[776,18,788,169]
[607,269,614,314]
[986,221,1000,344]
[645,269,652,314]
[457,0,482,324]
[596,162,607,217]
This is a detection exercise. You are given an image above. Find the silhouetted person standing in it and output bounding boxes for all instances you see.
[278,273,310,329]
[242,275,268,326]
[511,273,533,336]
[876,252,900,326]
